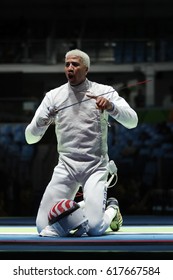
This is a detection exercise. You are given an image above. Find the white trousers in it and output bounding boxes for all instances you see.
[36,156,115,236]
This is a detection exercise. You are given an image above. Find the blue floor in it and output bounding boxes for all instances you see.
[0,216,173,255]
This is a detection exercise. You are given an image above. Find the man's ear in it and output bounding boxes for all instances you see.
[85,67,89,75]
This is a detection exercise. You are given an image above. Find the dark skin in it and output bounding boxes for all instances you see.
[65,55,113,111]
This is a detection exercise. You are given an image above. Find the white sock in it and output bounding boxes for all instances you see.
[105,207,117,223]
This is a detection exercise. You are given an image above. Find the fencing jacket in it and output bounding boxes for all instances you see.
[25,78,138,165]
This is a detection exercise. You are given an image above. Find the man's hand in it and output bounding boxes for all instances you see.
[36,106,57,127]
[86,93,113,111]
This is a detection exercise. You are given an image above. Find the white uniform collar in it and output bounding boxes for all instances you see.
[68,78,90,93]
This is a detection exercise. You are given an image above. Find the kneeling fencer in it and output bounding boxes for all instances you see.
[25,49,138,237]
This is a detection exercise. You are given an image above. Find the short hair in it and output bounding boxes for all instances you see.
[65,49,90,69]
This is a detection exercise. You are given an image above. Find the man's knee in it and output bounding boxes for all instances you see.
[87,222,103,236]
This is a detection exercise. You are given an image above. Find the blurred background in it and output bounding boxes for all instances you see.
[0,0,173,217]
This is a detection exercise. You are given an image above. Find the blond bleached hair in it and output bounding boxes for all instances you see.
[65,49,90,69]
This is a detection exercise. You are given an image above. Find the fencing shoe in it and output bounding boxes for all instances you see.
[39,225,59,237]
[107,197,123,231]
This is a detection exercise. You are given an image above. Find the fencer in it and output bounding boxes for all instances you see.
[25,49,138,236]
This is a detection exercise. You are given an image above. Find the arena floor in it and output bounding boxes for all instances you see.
[0,216,173,258]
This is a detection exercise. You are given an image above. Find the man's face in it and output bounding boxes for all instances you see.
[65,55,88,86]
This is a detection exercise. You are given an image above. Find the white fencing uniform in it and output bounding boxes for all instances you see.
[25,78,138,236]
